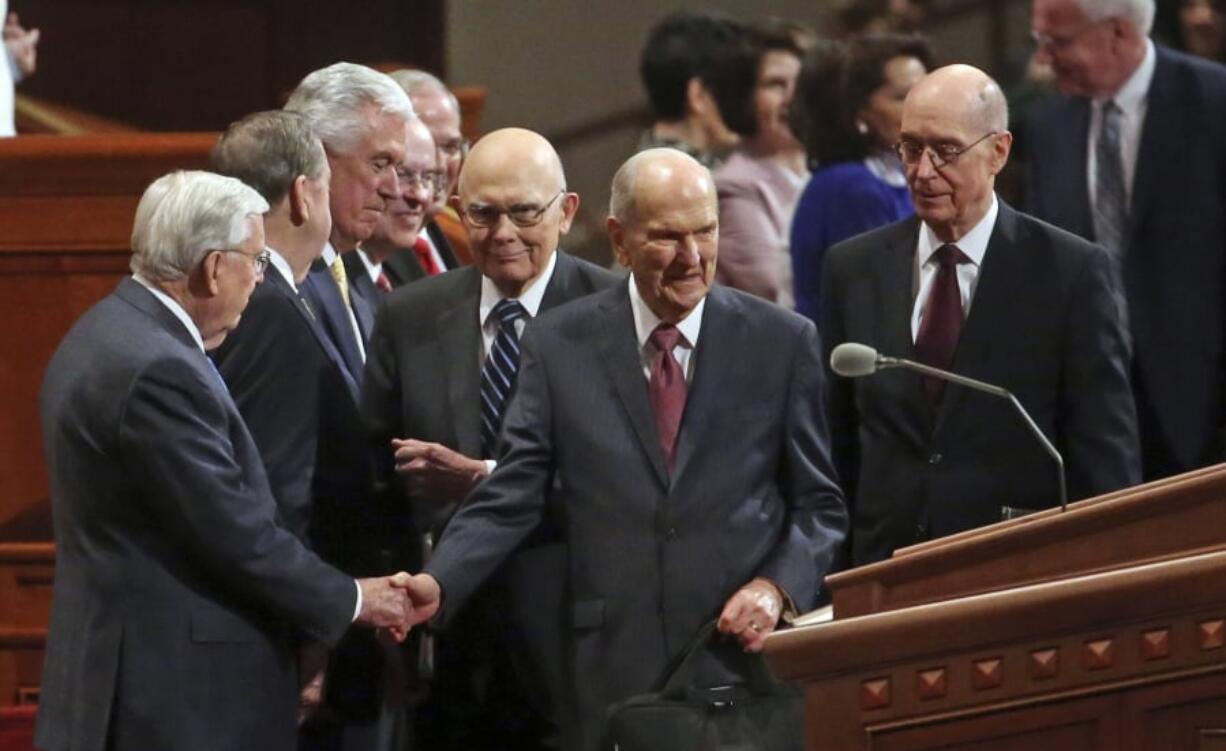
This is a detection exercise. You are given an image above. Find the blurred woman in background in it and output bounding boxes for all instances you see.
[789,33,933,324]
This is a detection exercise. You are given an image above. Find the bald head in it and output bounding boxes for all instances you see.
[608,148,719,323]
[907,64,1009,135]
[456,128,578,298]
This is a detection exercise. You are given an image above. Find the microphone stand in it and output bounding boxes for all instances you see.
[873,353,1068,514]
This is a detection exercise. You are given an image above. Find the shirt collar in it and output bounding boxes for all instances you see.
[132,273,206,353]
[479,248,559,326]
[320,242,338,267]
[356,249,382,283]
[918,193,998,268]
[627,274,705,351]
[1098,38,1156,115]
[264,246,297,289]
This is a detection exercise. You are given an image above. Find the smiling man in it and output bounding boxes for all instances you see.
[393,147,847,751]
[1027,0,1226,482]
[362,127,620,750]
[820,64,1140,567]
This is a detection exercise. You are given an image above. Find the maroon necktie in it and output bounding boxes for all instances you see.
[914,244,969,402]
[412,236,441,277]
[375,271,393,293]
[648,324,687,470]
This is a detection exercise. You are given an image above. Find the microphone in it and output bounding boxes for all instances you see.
[830,342,1068,513]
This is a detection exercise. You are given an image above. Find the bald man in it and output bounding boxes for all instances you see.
[821,65,1140,567]
[363,128,620,749]
[395,148,847,751]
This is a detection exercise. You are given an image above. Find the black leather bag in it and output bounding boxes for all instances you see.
[600,620,803,751]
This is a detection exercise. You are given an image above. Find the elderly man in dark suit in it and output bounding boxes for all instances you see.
[1028,0,1226,481]
[396,147,847,751]
[363,127,619,750]
[34,171,413,751]
[822,64,1141,567]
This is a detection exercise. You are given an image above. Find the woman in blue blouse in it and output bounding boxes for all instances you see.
[789,34,933,324]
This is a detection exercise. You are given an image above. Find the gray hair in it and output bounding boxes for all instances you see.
[387,68,460,114]
[284,62,416,155]
[210,110,326,206]
[609,147,710,223]
[1074,0,1154,34]
[130,171,269,282]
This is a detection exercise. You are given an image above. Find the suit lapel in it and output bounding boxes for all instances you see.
[670,288,735,483]
[1129,48,1176,255]
[437,269,484,457]
[596,285,669,487]
[426,220,460,270]
[384,247,426,287]
[267,271,360,400]
[301,258,364,385]
[540,251,579,313]
[875,219,933,431]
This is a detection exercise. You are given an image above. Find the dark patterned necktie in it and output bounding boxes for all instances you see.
[914,244,969,402]
[648,324,687,470]
[375,271,393,293]
[1093,100,1128,261]
[480,299,527,458]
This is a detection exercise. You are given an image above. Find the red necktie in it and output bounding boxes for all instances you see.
[376,271,393,293]
[412,236,441,277]
[648,324,687,470]
[914,244,969,402]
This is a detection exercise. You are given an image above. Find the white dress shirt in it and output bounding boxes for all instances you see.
[265,247,297,290]
[1087,39,1156,208]
[910,194,999,341]
[355,248,384,284]
[321,242,366,361]
[627,274,705,383]
[477,248,559,362]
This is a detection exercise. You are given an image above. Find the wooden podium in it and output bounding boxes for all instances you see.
[763,465,1226,750]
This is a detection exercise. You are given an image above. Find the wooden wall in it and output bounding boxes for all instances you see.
[11,0,446,131]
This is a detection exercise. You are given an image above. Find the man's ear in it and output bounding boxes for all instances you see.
[557,192,581,235]
[607,215,630,268]
[990,130,1014,176]
[288,175,310,227]
[200,250,224,296]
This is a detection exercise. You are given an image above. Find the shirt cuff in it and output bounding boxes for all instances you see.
[351,580,363,623]
[484,459,497,474]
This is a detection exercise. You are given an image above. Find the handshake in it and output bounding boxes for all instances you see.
[354,572,442,642]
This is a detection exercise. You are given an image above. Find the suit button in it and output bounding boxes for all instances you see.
[928,453,943,465]
[665,528,678,541]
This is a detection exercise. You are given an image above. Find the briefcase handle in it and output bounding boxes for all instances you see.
[655,620,781,702]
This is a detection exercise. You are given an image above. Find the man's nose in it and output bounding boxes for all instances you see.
[678,235,701,266]
[378,167,400,199]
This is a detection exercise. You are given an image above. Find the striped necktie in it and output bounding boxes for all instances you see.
[1093,100,1128,262]
[480,299,527,458]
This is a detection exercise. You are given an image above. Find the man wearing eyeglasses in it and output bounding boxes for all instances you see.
[363,127,620,750]
[821,64,1140,567]
[1028,0,1226,483]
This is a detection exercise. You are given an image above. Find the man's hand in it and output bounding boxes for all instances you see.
[355,573,414,641]
[390,572,442,629]
[392,438,488,504]
[717,577,784,653]
[4,14,39,78]
[297,643,329,726]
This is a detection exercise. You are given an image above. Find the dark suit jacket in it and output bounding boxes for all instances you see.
[423,282,848,751]
[1027,45,1226,478]
[821,202,1141,567]
[382,221,461,288]
[301,255,365,386]
[35,278,355,751]
[342,250,379,344]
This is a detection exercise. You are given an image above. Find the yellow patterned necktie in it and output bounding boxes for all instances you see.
[329,254,351,309]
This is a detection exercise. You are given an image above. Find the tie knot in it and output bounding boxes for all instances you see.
[650,323,684,352]
[934,244,969,269]
[492,299,526,328]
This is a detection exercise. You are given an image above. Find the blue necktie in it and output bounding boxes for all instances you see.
[480,299,527,459]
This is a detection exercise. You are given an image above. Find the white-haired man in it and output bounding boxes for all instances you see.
[286,62,415,383]
[34,171,413,751]
[1028,0,1226,481]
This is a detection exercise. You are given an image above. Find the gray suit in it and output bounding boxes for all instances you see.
[35,279,357,751]
[424,282,847,751]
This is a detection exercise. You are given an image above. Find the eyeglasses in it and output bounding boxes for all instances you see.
[460,190,564,228]
[437,138,470,159]
[1031,19,1104,52]
[395,168,441,191]
[895,131,998,169]
[218,248,271,274]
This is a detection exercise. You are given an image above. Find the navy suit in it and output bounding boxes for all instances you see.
[35,279,355,751]
[1028,45,1226,479]
[301,255,365,387]
[422,282,847,751]
[821,203,1141,566]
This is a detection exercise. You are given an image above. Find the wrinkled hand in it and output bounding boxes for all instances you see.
[297,643,329,725]
[392,438,488,504]
[389,572,442,630]
[355,573,413,641]
[4,14,39,77]
[717,577,784,653]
